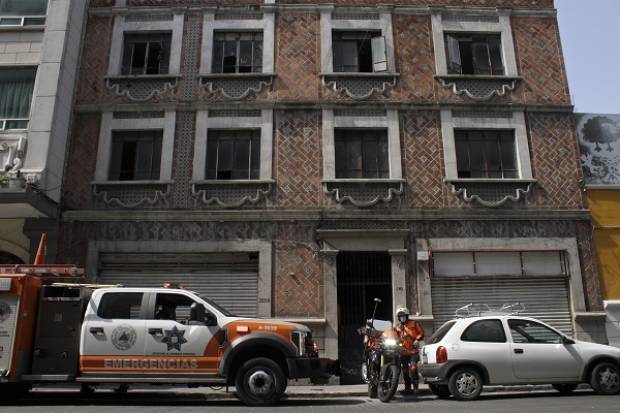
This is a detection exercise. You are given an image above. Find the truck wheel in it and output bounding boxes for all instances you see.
[235,357,286,406]
[590,362,620,395]
[448,368,483,401]
[429,383,451,399]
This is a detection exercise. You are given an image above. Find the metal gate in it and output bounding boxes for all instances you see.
[98,252,259,317]
[431,251,573,335]
[337,252,392,385]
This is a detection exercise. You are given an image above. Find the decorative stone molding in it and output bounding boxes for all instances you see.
[447,179,536,208]
[323,179,404,208]
[105,75,180,102]
[191,180,274,208]
[92,181,172,209]
[321,73,399,100]
[437,75,520,101]
[199,73,276,100]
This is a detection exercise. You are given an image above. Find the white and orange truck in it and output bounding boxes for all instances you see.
[0,236,337,406]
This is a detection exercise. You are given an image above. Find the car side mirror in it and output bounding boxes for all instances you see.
[562,336,575,345]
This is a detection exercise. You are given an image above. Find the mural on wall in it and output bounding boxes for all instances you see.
[577,113,620,185]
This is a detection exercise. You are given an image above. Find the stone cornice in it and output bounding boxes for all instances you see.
[62,208,591,223]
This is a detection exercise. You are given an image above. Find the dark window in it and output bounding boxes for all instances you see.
[212,32,263,74]
[121,32,171,75]
[0,0,47,16]
[335,129,389,179]
[0,67,36,129]
[109,130,163,181]
[508,319,562,344]
[332,31,386,73]
[98,292,143,319]
[427,321,456,344]
[206,129,260,180]
[153,293,197,324]
[446,33,504,76]
[461,319,507,343]
[455,130,518,179]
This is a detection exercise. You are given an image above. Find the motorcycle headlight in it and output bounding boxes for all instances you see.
[384,338,398,347]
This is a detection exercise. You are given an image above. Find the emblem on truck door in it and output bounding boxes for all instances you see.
[162,326,187,351]
[111,324,137,351]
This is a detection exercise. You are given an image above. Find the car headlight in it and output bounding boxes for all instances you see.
[384,338,398,347]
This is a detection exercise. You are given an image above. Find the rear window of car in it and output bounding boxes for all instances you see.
[461,319,507,343]
[427,321,456,344]
[98,292,143,319]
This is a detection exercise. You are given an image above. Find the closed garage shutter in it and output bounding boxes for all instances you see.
[431,251,573,336]
[98,252,259,317]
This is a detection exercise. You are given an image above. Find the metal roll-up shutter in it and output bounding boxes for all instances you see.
[431,251,573,336]
[98,252,259,317]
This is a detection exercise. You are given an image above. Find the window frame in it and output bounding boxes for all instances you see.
[508,319,564,345]
[331,30,385,73]
[108,130,164,181]
[454,129,518,179]
[440,110,533,181]
[0,0,47,26]
[0,66,37,131]
[431,9,518,77]
[460,319,507,343]
[445,32,505,76]
[334,128,390,179]
[320,8,396,75]
[121,32,172,76]
[107,14,184,77]
[151,292,199,324]
[97,292,146,320]
[205,129,261,181]
[211,31,264,74]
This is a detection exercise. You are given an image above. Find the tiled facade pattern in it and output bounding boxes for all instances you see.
[61,0,604,328]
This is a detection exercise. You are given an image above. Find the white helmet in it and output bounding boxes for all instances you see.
[396,307,410,317]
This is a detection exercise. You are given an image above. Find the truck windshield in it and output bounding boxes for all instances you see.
[197,294,235,317]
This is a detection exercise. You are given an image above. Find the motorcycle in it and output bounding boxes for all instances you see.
[359,298,401,403]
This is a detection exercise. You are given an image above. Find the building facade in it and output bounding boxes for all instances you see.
[576,112,620,347]
[60,0,605,382]
[0,0,87,263]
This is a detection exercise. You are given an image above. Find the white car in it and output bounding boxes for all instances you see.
[419,316,620,400]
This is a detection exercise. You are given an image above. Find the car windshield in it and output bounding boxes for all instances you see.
[427,321,456,344]
[195,294,236,317]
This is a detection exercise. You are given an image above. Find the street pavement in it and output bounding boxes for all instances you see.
[0,387,618,413]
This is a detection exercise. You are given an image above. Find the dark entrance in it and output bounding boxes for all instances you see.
[337,252,392,384]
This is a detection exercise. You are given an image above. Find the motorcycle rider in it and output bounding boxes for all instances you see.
[394,306,424,395]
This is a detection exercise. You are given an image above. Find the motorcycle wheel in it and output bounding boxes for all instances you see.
[378,364,400,403]
[368,382,378,398]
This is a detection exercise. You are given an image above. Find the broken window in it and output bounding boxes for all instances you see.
[446,33,504,75]
[455,130,518,179]
[335,129,389,179]
[109,130,163,181]
[212,32,263,74]
[206,129,260,180]
[332,31,387,73]
[121,32,172,75]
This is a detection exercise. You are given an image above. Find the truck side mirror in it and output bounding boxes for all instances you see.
[205,312,218,327]
[189,302,206,325]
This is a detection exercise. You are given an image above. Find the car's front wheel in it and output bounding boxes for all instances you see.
[235,357,286,406]
[448,368,483,401]
[552,383,578,395]
[590,362,620,395]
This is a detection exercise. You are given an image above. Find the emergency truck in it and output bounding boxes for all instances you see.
[0,236,336,406]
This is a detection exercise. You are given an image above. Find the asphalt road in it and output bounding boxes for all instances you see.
[0,390,618,413]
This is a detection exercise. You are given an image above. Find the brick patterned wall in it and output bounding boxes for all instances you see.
[275,110,323,208]
[275,12,320,102]
[62,114,101,210]
[513,17,571,105]
[527,112,584,209]
[75,16,114,105]
[401,111,447,209]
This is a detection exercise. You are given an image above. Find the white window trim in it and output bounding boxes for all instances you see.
[107,13,184,76]
[199,11,276,75]
[94,111,176,182]
[319,7,396,74]
[322,109,402,180]
[431,9,518,77]
[440,109,533,181]
[192,110,273,181]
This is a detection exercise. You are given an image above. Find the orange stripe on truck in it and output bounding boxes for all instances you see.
[80,355,220,372]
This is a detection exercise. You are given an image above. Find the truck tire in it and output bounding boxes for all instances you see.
[235,357,286,406]
[590,362,620,395]
[448,368,483,401]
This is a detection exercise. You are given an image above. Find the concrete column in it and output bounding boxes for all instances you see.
[389,249,407,320]
[321,249,339,361]
[415,240,433,317]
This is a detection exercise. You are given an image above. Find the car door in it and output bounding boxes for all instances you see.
[458,319,515,384]
[143,292,220,373]
[508,318,581,381]
[81,291,148,370]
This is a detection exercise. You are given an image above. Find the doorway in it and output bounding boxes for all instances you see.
[337,251,393,384]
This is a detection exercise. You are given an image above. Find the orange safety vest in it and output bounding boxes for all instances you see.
[395,320,424,355]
